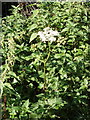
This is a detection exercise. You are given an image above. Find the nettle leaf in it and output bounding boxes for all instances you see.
[61,27,69,32]
[4,83,14,90]
[29,24,37,31]
[77,30,84,36]
[8,71,20,80]
[32,9,39,18]
[13,78,18,84]
[16,43,24,49]
[21,56,31,61]
[54,54,60,59]
[30,113,37,118]
[38,83,44,89]
[48,98,56,106]
[22,99,29,109]
[66,53,72,59]
[36,93,44,98]
[29,33,38,43]
[82,26,88,31]
[8,71,17,77]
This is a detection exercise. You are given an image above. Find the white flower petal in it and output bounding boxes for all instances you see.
[49,37,56,42]
[52,31,59,36]
[38,31,42,35]
[38,27,59,43]
[44,27,50,32]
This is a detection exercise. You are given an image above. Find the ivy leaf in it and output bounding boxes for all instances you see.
[29,33,38,43]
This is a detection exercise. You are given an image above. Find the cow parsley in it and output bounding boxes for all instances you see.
[38,27,59,43]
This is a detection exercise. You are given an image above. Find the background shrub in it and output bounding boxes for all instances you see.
[1,2,90,119]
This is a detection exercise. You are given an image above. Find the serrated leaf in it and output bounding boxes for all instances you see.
[16,43,24,48]
[30,33,38,43]
[33,10,39,18]
[22,99,29,109]
[61,27,69,32]
[29,24,37,31]
[66,53,72,60]
[30,113,37,118]
[82,26,88,31]
[4,83,14,90]
[54,54,60,59]
[78,31,84,36]
[48,98,56,106]
[13,78,18,84]
[8,71,17,77]
[38,83,44,89]
[23,56,31,61]
[8,71,20,80]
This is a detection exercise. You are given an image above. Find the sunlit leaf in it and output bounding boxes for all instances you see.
[29,33,38,43]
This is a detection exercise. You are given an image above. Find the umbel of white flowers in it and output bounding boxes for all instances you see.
[38,27,59,43]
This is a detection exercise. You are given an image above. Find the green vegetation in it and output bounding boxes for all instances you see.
[1,2,90,119]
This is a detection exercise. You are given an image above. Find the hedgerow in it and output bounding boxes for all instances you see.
[1,2,90,120]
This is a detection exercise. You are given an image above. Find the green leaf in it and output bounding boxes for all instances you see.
[22,99,29,109]
[38,83,44,89]
[48,98,56,106]
[29,33,38,43]
[66,53,72,60]
[4,83,14,90]
[36,93,44,98]
[29,24,37,31]
[13,78,18,84]
[30,113,37,118]
[78,31,84,36]
[82,26,88,31]
[8,71,20,80]
[21,56,31,61]
[32,10,39,18]
[54,54,60,59]
[8,71,17,77]
[16,43,24,48]
[61,27,69,32]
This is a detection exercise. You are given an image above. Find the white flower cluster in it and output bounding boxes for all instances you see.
[38,27,59,43]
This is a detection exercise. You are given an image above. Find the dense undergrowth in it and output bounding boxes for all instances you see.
[1,1,90,119]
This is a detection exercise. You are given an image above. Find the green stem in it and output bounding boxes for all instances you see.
[45,42,51,63]
[44,62,46,90]
[44,42,51,90]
